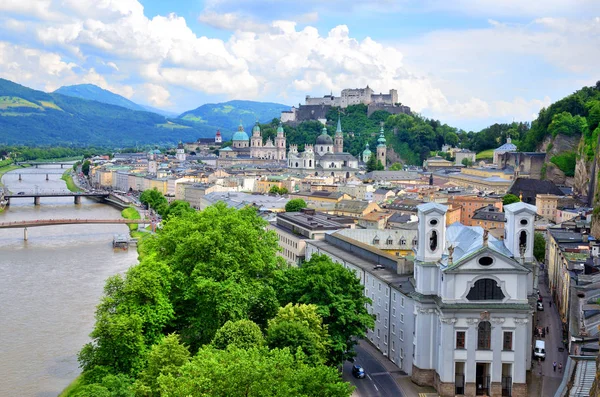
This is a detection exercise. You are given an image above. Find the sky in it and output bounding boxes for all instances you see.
[0,1,598,131]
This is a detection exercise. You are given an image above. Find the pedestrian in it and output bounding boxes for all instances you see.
[559,363,562,373]
[553,361,557,372]
[550,301,552,307]
[546,326,549,334]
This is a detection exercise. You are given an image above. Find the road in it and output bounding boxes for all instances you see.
[533,277,568,396]
[342,343,404,397]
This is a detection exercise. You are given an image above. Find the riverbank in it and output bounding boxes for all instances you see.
[61,171,83,193]
[0,164,25,190]
[121,207,141,232]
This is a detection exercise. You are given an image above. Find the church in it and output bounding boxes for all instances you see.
[287,117,361,178]
[218,122,287,167]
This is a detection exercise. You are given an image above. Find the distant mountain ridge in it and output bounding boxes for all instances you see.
[54,84,146,112]
[178,100,290,134]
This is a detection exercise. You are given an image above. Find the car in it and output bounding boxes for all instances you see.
[537,302,544,311]
[17,191,25,195]
[352,364,365,379]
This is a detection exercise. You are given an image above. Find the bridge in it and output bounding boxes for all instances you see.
[0,218,150,240]
[16,161,79,168]
[2,192,109,205]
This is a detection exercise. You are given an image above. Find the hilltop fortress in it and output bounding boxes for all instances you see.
[281,86,411,124]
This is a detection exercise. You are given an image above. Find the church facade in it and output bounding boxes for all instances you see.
[287,117,359,178]
[217,122,287,167]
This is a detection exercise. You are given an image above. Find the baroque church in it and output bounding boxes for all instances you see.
[218,122,286,166]
[287,117,362,178]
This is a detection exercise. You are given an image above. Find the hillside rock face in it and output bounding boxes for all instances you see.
[541,133,580,186]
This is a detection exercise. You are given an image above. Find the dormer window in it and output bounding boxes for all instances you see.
[373,236,380,245]
[400,237,407,246]
[386,237,393,245]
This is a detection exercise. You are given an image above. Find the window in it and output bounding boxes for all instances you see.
[393,292,396,302]
[392,324,395,334]
[400,330,404,341]
[373,236,380,245]
[503,331,513,351]
[386,288,389,297]
[478,256,493,266]
[477,321,491,350]
[387,237,393,245]
[429,230,438,251]
[379,283,381,291]
[466,279,505,301]
[400,313,404,323]
[385,302,389,311]
[392,307,396,317]
[519,230,527,249]
[377,329,380,337]
[456,331,466,349]
[400,347,404,358]
[378,297,381,306]
[392,341,396,351]
[401,297,405,307]
[384,334,388,344]
[400,237,406,245]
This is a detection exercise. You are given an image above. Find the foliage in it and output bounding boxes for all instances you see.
[547,112,588,138]
[461,157,473,167]
[389,162,403,171]
[285,198,307,212]
[534,233,546,263]
[269,185,289,195]
[266,303,329,365]
[121,207,141,232]
[475,148,494,160]
[134,334,190,396]
[366,153,384,172]
[212,320,265,350]
[81,160,91,176]
[550,151,577,177]
[162,200,195,220]
[140,188,169,217]
[272,254,374,364]
[157,346,353,397]
[55,84,147,112]
[502,194,520,206]
[61,171,84,193]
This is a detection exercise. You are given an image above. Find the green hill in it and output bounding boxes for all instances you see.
[0,79,217,146]
[54,84,147,112]
[178,100,290,136]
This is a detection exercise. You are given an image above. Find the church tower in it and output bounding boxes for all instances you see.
[275,122,286,160]
[215,129,222,144]
[251,122,262,148]
[376,123,387,169]
[504,202,536,262]
[176,141,186,162]
[334,115,344,153]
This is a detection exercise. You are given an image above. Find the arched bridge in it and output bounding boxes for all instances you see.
[3,192,109,205]
[16,161,79,168]
[0,218,148,229]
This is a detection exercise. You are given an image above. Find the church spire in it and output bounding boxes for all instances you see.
[336,114,342,135]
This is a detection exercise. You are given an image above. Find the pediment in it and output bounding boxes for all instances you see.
[443,246,529,274]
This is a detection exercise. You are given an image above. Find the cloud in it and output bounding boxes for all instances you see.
[138,83,171,107]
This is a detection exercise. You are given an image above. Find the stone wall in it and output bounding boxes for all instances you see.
[411,364,435,386]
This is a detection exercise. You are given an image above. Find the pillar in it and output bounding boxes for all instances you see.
[24,227,28,241]
[74,195,81,204]
[34,197,40,205]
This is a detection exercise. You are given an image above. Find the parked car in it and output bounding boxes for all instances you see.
[534,340,546,360]
[17,192,25,195]
[537,302,544,311]
[352,365,365,379]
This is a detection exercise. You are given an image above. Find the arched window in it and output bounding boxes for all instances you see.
[429,230,438,251]
[477,321,491,350]
[309,160,312,167]
[466,279,505,301]
[519,230,527,249]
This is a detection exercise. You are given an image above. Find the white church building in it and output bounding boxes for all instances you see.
[305,201,538,397]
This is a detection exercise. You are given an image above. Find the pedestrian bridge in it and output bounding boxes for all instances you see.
[0,218,150,240]
[3,192,109,205]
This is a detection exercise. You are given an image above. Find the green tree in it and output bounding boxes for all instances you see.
[534,232,546,263]
[140,188,169,217]
[279,187,289,194]
[376,160,384,170]
[366,153,378,172]
[502,194,520,206]
[389,162,403,171]
[266,303,329,365]
[157,346,353,397]
[81,159,91,176]
[461,157,473,167]
[548,111,588,137]
[134,334,190,396]
[163,200,195,219]
[212,320,265,350]
[273,254,374,364]
[285,199,307,212]
[269,185,281,194]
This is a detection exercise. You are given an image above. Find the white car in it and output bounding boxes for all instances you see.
[537,302,543,311]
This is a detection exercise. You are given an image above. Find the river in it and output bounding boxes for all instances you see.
[0,165,138,397]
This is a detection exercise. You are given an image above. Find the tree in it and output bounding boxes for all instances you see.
[285,199,307,212]
[266,303,329,365]
[273,254,374,364]
[548,112,588,137]
[389,162,403,171]
[81,159,91,176]
[376,160,384,170]
[503,194,520,206]
[140,188,168,217]
[134,334,190,396]
[269,185,281,194]
[157,346,353,397]
[279,187,289,194]
[366,153,378,172]
[534,233,546,263]
[461,157,473,167]
[163,200,195,219]
[212,320,264,350]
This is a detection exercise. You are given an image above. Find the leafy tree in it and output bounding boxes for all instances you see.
[550,151,577,177]
[548,112,588,137]
[157,346,353,397]
[140,188,169,217]
[212,320,265,350]
[280,187,289,194]
[273,254,374,364]
[269,185,281,194]
[285,198,307,212]
[163,200,195,219]
[461,158,473,167]
[266,304,329,365]
[502,194,520,206]
[389,162,403,171]
[534,233,546,263]
[134,334,190,396]
[366,153,383,172]
[81,159,91,176]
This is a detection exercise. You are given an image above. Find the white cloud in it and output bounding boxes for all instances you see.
[138,83,171,107]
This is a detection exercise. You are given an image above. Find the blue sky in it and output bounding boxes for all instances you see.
[0,0,598,131]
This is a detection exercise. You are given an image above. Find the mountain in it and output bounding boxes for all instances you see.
[54,84,146,112]
[141,105,179,118]
[0,79,218,146]
[178,100,290,136]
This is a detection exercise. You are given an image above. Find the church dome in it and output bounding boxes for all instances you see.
[363,143,372,156]
[232,130,249,141]
[252,122,261,134]
[277,123,284,134]
[316,127,333,145]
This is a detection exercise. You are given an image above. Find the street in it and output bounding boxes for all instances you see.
[533,277,569,396]
[342,342,404,397]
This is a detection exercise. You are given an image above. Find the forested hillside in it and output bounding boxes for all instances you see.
[0,79,217,146]
[54,84,147,112]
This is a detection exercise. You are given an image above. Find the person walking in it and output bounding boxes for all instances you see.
[546,326,549,334]
[559,363,563,373]
[553,361,557,372]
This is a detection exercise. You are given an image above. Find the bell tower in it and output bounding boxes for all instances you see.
[377,123,387,169]
[334,115,344,153]
[504,202,536,262]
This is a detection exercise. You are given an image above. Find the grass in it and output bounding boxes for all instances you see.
[156,122,191,129]
[476,148,495,160]
[0,163,27,189]
[0,96,42,110]
[39,101,63,111]
[121,207,141,232]
[61,171,83,192]
[57,375,83,397]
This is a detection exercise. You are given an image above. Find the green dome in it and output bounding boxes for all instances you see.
[232,130,249,141]
[277,123,284,134]
[362,143,372,156]
[377,126,386,146]
[252,122,261,134]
